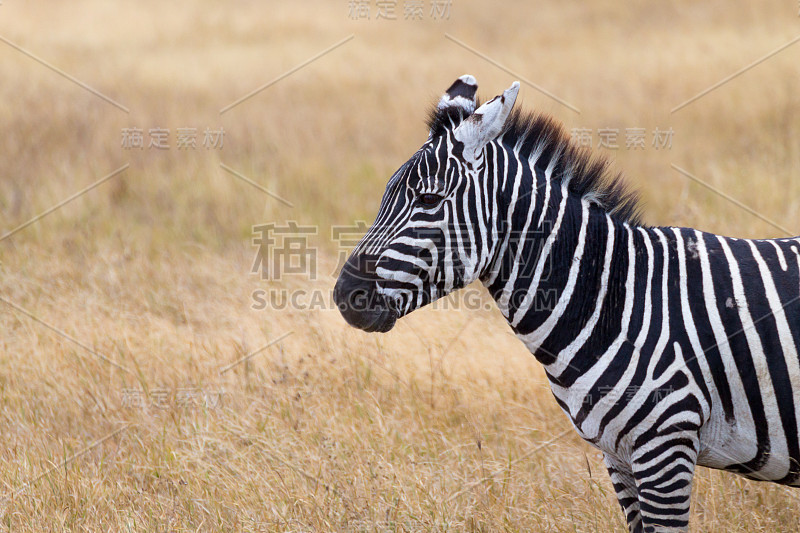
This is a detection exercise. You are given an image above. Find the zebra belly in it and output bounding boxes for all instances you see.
[697,420,800,485]
[550,364,797,484]
[696,364,800,485]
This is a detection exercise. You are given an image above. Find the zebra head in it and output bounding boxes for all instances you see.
[334,75,520,332]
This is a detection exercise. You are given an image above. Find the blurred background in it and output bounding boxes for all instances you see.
[1,0,799,530]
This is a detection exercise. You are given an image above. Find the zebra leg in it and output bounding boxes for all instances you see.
[603,452,643,533]
[630,434,699,532]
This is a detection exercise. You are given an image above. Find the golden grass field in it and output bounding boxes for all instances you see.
[1,0,799,530]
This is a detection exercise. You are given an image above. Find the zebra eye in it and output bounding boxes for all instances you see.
[417,193,444,208]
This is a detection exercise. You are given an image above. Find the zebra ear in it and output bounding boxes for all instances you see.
[437,74,479,114]
[453,81,520,161]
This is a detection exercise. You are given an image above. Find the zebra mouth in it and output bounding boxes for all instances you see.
[333,273,398,333]
[350,301,398,333]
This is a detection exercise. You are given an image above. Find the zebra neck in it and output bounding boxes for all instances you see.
[485,188,650,374]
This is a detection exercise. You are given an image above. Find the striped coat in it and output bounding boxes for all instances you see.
[334,75,800,532]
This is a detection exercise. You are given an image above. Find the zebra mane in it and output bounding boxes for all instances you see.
[427,105,643,226]
[426,104,479,137]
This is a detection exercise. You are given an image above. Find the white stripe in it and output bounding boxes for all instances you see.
[536,144,558,229]
[718,235,789,479]
[671,228,714,418]
[694,229,757,465]
[591,226,657,432]
[747,239,800,477]
[484,147,522,288]
[768,239,788,271]
[559,225,636,434]
[517,200,590,336]
[495,159,541,315]
[547,215,616,378]
[502,185,569,321]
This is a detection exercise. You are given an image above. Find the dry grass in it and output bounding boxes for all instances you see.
[1,0,799,530]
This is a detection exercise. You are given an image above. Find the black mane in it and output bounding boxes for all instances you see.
[427,105,643,226]
[426,103,477,137]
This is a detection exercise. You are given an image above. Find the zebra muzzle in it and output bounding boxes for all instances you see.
[333,266,398,333]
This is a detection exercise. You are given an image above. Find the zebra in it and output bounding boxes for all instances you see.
[332,75,800,532]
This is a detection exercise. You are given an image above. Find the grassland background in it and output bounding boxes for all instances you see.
[0,0,799,531]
